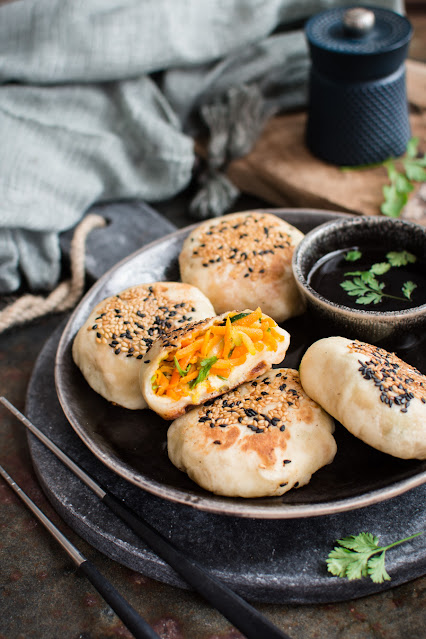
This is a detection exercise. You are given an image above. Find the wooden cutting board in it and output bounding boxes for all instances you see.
[227,60,426,225]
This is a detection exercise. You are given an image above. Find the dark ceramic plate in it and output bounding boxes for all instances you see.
[55,209,426,519]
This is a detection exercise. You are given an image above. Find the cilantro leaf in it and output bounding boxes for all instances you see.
[326,547,354,578]
[337,532,379,552]
[386,251,417,267]
[344,250,362,262]
[340,272,410,306]
[326,531,424,583]
[370,262,391,275]
[395,173,414,194]
[381,183,408,217]
[367,552,391,583]
[403,160,426,182]
[356,293,382,305]
[402,281,417,300]
[344,138,426,218]
[189,356,217,388]
[406,136,419,159]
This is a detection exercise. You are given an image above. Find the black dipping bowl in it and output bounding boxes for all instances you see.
[292,216,426,351]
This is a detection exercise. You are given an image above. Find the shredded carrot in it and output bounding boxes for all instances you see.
[180,369,199,384]
[175,336,204,359]
[200,328,211,357]
[156,371,170,396]
[270,326,285,341]
[239,331,256,355]
[229,355,247,367]
[230,344,246,359]
[152,308,283,397]
[234,326,263,340]
[232,308,262,326]
[222,316,233,359]
[263,331,278,351]
[210,325,227,335]
[168,368,181,389]
[166,387,181,400]
[211,358,233,370]
[206,333,222,356]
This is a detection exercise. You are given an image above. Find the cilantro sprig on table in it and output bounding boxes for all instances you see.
[340,249,417,305]
[327,531,424,583]
[342,137,426,218]
[379,137,425,217]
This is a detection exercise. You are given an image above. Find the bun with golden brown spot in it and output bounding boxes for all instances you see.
[140,308,290,420]
[72,282,215,410]
[299,336,426,459]
[179,211,305,323]
[167,368,336,498]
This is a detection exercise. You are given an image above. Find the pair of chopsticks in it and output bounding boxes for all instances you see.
[0,397,292,639]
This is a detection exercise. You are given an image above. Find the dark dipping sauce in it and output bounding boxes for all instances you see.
[308,245,426,312]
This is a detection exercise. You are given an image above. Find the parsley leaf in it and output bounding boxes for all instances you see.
[402,281,417,300]
[345,250,362,262]
[326,531,424,583]
[189,356,217,388]
[342,137,426,218]
[379,140,426,217]
[386,251,417,267]
[381,181,408,218]
[340,272,412,305]
[370,262,391,275]
[341,276,384,303]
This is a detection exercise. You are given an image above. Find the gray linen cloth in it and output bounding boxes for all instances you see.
[0,0,402,294]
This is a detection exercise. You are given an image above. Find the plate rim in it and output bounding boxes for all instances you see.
[55,208,426,519]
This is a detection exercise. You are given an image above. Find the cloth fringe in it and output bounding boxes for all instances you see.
[190,84,271,220]
[0,214,106,334]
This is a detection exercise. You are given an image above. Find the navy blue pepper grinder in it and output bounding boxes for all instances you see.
[305,6,413,166]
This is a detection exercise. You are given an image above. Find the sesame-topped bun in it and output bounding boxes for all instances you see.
[179,211,305,323]
[299,336,426,460]
[167,368,336,498]
[72,282,215,410]
[140,308,290,420]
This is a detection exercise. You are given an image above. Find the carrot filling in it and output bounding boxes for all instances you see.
[151,308,285,398]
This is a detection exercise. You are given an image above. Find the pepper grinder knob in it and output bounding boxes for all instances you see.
[343,7,375,36]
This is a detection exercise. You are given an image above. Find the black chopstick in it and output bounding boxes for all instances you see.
[0,461,160,639]
[1,396,293,639]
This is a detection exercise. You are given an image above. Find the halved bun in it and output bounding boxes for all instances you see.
[140,308,290,420]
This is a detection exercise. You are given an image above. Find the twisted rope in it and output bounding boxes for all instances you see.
[0,214,106,334]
